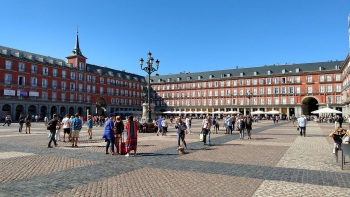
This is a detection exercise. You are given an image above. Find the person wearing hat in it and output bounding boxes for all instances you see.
[297,114,307,137]
[48,114,59,148]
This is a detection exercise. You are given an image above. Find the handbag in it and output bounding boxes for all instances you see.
[199,133,204,142]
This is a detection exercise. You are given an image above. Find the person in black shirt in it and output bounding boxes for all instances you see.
[48,114,59,148]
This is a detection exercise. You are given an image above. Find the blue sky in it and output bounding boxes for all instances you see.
[1,0,350,76]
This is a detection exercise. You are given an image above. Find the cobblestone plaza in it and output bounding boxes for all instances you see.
[0,119,350,196]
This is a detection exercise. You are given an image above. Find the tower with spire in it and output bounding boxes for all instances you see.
[66,27,87,70]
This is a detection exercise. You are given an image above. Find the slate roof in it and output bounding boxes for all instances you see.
[149,61,344,83]
[0,45,145,83]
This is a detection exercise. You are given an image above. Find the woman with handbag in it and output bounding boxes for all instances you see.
[175,117,187,149]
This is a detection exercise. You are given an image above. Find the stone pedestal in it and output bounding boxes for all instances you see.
[142,103,155,123]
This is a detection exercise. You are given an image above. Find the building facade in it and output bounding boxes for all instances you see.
[0,32,146,120]
[150,61,345,118]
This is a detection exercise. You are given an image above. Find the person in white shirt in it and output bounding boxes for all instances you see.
[297,115,307,137]
[185,115,191,134]
[61,114,71,142]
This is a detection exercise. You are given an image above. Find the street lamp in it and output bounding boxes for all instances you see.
[140,51,160,123]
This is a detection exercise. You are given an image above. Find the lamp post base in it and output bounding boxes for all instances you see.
[142,103,156,123]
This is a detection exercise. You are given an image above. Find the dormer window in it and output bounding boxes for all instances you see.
[198,76,203,80]
[319,66,324,71]
[167,78,172,82]
[209,75,214,79]
[267,70,272,75]
[296,68,300,73]
[253,71,258,76]
[335,65,340,70]
[187,76,192,80]
[227,73,231,77]
[282,69,287,74]
[158,78,162,82]
[177,77,181,81]
[221,74,226,78]
[240,72,245,77]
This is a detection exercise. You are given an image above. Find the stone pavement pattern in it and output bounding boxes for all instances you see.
[0,119,350,196]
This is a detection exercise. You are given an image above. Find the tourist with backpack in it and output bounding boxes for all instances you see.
[71,113,82,147]
[47,114,59,148]
[238,115,246,139]
[245,115,253,139]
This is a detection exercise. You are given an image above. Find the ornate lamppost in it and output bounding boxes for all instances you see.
[140,52,160,123]
[246,91,253,115]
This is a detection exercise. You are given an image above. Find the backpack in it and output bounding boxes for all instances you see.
[72,119,81,130]
[47,120,55,130]
[161,120,167,127]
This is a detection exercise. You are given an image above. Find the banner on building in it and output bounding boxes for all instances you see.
[17,90,28,97]
[29,91,39,97]
[4,89,16,96]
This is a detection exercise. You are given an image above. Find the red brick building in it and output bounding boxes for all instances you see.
[0,32,145,120]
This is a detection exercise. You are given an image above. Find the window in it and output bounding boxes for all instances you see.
[288,76,294,83]
[100,77,104,84]
[208,82,212,88]
[42,92,48,100]
[31,77,37,87]
[70,94,74,102]
[319,85,324,93]
[246,79,250,85]
[295,86,300,94]
[70,72,75,80]
[100,87,104,94]
[78,74,83,80]
[87,75,91,82]
[79,62,84,70]
[307,75,312,83]
[274,98,279,105]
[78,95,83,103]
[336,96,342,104]
[260,98,264,105]
[267,98,272,105]
[18,62,25,72]
[62,70,66,78]
[266,78,271,84]
[295,76,300,83]
[18,76,25,85]
[281,87,286,94]
[79,84,83,92]
[92,86,96,93]
[233,80,237,86]
[274,87,279,94]
[52,92,57,101]
[259,88,264,94]
[5,74,12,84]
[307,86,312,93]
[267,88,271,94]
[335,74,341,81]
[233,89,237,95]
[52,69,57,77]
[335,84,341,92]
[61,82,66,90]
[289,87,294,94]
[319,75,324,82]
[252,79,257,85]
[290,97,294,104]
[274,78,279,84]
[5,60,12,70]
[92,76,96,83]
[31,65,37,74]
[87,85,91,93]
[70,83,75,91]
[326,75,332,82]
[42,79,48,88]
[232,98,236,105]
[52,80,57,89]
[326,85,332,92]
[43,67,48,75]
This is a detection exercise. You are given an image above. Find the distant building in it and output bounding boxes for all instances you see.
[0,32,145,120]
[149,60,345,118]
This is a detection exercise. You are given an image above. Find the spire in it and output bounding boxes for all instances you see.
[70,26,84,57]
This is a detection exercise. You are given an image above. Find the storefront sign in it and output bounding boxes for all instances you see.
[17,90,28,97]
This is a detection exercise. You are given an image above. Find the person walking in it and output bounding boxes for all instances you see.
[19,114,24,133]
[201,116,212,145]
[185,115,191,134]
[114,116,124,154]
[237,115,246,139]
[61,114,71,142]
[156,115,163,136]
[125,115,138,157]
[161,118,168,136]
[25,115,31,134]
[175,117,187,149]
[71,113,82,147]
[103,115,116,155]
[55,120,62,141]
[47,114,59,148]
[297,114,307,137]
[87,115,93,139]
[2,115,11,126]
[246,115,253,139]
[226,115,233,135]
